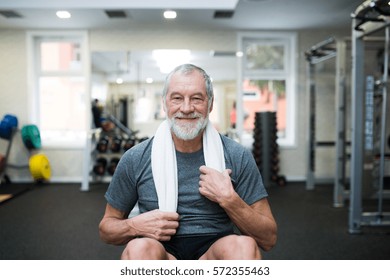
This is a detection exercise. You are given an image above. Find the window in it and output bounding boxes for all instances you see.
[28,32,89,148]
[237,32,297,146]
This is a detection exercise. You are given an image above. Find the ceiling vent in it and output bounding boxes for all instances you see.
[211,50,237,57]
[0,10,22,18]
[105,10,127,18]
[213,10,234,19]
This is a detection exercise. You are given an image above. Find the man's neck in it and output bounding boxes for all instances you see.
[172,132,203,153]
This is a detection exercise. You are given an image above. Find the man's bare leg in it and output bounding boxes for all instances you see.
[199,235,261,260]
[121,238,176,260]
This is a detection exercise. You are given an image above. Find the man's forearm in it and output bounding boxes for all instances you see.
[99,217,135,245]
[220,194,277,251]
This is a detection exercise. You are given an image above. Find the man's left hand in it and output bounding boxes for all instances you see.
[198,165,234,204]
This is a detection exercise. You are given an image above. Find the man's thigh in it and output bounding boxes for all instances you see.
[199,234,260,260]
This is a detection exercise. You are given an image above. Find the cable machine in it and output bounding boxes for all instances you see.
[349,0,390,233]
[304,37,350,208]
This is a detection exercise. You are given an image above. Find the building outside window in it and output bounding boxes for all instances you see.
[28,32,89,148]
[238,32,297,147]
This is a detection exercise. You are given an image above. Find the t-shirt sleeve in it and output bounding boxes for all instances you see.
[226,139,268,205]
[104,149,138,213]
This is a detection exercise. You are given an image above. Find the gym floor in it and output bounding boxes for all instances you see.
[0,181,389,260]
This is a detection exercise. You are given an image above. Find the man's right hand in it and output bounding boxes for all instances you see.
[128,209,179,241]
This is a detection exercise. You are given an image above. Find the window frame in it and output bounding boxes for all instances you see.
[27,31,90,149]
[237,31,297,147]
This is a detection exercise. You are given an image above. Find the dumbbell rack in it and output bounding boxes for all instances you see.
[252,112,286,188]
[81,129,138,191]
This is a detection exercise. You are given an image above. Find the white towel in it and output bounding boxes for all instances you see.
[152,119,225,212]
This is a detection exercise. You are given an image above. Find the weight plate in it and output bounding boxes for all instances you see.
[29,154,51,181]
[21,125,42,149]
[0,121,11,140]
[3,114,18,128]
[0,114,18,140]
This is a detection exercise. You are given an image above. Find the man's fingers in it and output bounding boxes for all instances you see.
[158,210,180,221]
[223,169,232,177]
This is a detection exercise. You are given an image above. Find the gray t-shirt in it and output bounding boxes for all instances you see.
[104,134,268,236]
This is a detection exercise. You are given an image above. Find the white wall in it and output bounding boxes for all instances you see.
[0,30,31,182]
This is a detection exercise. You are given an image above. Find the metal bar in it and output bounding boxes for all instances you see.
[6,164,29,169]
[80,128,101,191]
[377,26,389,217]
[349,18,365,234]
[4,128,16,161]
[306,62,315,190]
[308,37,336,52]
[355,19,390,39]
[315,141,336,147]
[310,52,337,65]
[107,114,134,137]
[334,40,348,208]
[361,212,390,226]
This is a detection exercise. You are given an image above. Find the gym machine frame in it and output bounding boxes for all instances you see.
[349,0,390,233]
[304,38,350,209]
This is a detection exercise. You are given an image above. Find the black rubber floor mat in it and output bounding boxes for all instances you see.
[0,184,30,205]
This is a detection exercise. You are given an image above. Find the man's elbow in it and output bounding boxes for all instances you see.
[261,233,277,252]
[98,219,115,244]
[259,226,277,252]
[98,220,109,243]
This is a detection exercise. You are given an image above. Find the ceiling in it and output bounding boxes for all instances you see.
[0,0,365,30]
[0,0,366,83]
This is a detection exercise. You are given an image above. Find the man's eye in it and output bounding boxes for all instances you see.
[192,97,203,103]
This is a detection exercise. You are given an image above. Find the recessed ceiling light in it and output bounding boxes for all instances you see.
[56,10,71,19]
[152,49,191,73]
[164,10,177,19]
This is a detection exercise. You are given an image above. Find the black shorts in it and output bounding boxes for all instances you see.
[162,231,235,260]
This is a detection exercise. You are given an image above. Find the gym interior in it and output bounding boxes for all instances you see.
[0,0,389,260]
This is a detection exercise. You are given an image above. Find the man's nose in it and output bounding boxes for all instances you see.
[180,98,194,113]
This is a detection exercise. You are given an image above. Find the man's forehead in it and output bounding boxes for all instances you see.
[168,72,206,91]
[171,70,202,79]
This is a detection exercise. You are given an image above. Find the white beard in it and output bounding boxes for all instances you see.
[167,112,208,140]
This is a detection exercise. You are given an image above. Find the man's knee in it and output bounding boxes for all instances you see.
[227,235,261,259]
[121,238,167,260]
[205,235,261,260]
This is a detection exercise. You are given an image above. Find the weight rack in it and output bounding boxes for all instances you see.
[304,37,351,206]
[349,0,390,233]
[252,111,286,188]
[81,114,143,192]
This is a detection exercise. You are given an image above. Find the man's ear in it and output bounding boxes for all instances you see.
[162,96,167,113]
[209,97,214,112]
